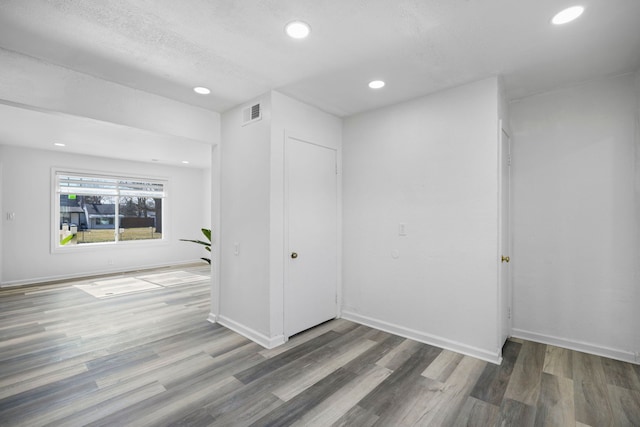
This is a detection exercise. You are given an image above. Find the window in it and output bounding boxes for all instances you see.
[54,171,166,248]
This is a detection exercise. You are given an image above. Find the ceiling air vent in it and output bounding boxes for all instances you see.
[241,103,262,126]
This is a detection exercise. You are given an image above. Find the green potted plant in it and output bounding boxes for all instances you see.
[180,228,211,264]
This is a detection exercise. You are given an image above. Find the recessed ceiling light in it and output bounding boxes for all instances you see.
[193,86,211,95]
[182,160,190,164]
[151,158,159,162]
[285,21,311,39]
[53,142,66,147]
[368,80,385,89]
[552,6,584,25]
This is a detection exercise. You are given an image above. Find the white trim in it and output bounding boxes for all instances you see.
[217,315,286,349]
[335,138,343,320]
[283,131,291,336]
[341,310,502,365]
[511,328,638,365]
[207,312,218,323]
[0,260,203,288]
[496,120,503,350]
[497,120,512,349]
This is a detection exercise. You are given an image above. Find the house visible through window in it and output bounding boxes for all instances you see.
[55,172,166,247]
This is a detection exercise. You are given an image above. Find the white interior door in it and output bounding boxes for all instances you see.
[499,127,512,347]
[284,136,338,337]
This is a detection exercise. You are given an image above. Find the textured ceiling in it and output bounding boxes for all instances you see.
[1,0,639,117]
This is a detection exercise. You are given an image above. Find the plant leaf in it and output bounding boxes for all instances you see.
[201,228,212,242]
[179,239,210,247]
[60,234,74,245]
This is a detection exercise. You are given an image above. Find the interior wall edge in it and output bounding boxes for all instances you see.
[0,97,217,148]
[0,157,3,285]
[0,259,204,288]
[635,68,640,358]
[210,144,222,320]
[507,70,639,105]
[0,47,220,144]
[217,314,286,349]
[511,328,638,365]
[341,310,503,365]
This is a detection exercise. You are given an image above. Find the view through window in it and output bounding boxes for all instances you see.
[56,172,165,246]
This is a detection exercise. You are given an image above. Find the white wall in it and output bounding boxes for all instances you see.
[219,94,273,340]
[342,78,502,362]
[0,145,210,286]
[510,73,639,363]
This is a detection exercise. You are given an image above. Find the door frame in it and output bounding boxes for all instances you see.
[283,132,341,338]
[497,120,512,350]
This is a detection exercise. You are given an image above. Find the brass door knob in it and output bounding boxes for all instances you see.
[291,252,298,259]
[501,255,510,263]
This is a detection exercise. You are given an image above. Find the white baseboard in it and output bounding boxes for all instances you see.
[0,260,205,288]
[216,315,286,349]
[511,328,638,365]
[341,310,502,365]
[207,312,218,323]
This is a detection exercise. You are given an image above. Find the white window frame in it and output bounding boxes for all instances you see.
[51,168,169,252]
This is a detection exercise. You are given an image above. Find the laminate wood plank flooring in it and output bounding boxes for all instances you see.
[503,341,546,406]
[1,266,639,426]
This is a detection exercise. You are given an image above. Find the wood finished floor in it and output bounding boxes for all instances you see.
[1,266,639,426]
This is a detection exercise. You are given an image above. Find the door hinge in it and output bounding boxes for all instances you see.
[507,307,512,319]
[508,156,512,166]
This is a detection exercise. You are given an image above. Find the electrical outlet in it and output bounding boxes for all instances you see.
[399,223,407,236]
